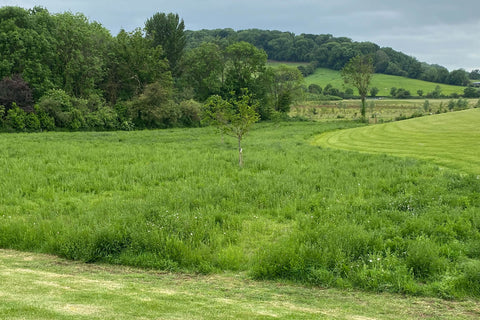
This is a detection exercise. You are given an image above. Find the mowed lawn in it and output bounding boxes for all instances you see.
[314,108,480,175]
[1,249,479,320]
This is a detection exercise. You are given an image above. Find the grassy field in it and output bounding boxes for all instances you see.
[2,249,480,320]
[267,60,309,68]
[291,98,479,122]
[0,120,479,299]
[313,108,480,174]
[305,68,466,97]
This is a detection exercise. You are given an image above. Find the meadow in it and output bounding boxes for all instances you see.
[291,98,479,122]
[0,118,479,299]
[304,67,466,97]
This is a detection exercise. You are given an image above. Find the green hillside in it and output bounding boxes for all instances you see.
[314,108,480,174]
[305,68,466,97]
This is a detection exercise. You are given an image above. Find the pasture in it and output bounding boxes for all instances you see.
[0,118,479,300]
[291,98,479,122]
[304,68,466,97]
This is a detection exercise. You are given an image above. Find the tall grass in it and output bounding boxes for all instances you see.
[0,120,479,298]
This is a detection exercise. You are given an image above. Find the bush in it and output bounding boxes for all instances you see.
[4,104,26,130]
[128,82,178,128]
[24,112,41,131]
[0,74,34,113]
[178,99,202,127]
[37,89,74,127]
[308,84,322,94]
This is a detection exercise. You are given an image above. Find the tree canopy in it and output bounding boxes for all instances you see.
[341,55,374,119]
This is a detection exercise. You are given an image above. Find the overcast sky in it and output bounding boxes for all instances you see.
[4,0,480,71]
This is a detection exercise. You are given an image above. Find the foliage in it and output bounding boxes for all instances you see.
[305,68,465,98]
[269,64,304,112]
[128,80,176,129]
[341,55,374,118]
[393,88,411,99]
[447,69,470,86]
[145,12,186,78]
[179,42,224,101]
[178,99,202,127]
[224,42,268,96]
[203,91,260,166]
[0,74,34,113]
[469,69,480,80]
[186,28,465,86]
[464,86,480,98]
[104,29,168,104]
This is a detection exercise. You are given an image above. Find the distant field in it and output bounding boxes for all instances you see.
[305,68,466,97]
[266,60,309,68]
[291,98,479,122]
[314,108,480,174]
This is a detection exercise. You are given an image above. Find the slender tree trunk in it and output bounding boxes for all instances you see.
[238,135,243,167]
[361,96,366,119]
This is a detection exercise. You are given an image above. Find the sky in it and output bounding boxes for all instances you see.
[4,0,480,71]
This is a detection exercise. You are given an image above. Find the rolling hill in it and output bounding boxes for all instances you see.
[304,68,466,97]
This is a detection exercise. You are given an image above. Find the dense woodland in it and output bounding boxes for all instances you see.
[0,6,478,132]
[186,28,478,86]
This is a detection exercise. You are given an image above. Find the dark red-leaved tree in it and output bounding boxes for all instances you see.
[0,74,34,114]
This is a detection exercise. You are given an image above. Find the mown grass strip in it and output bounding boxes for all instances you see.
[1,249,479,320]
[313,109,480,174]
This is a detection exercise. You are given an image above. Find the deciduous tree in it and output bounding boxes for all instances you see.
[0,74,34,113]
[341,55,374,119]
[269,65,304,113]
[145,12,186,78]
[203,91,260,167]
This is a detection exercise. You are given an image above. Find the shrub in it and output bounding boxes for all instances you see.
[423,100,430,112]
[178,99,202,127]
[308,84,322,94]
[5,104,26,130]
[37,89,74,127]
[0,74,34,113]
[24,112,41,131]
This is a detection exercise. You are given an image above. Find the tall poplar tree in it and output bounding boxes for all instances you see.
[341,55,374,120]
[145,12,186,78]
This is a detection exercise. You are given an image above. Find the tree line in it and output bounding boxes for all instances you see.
[186,28,474,86]
[0,6,307,132]
[0,6,477,133]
